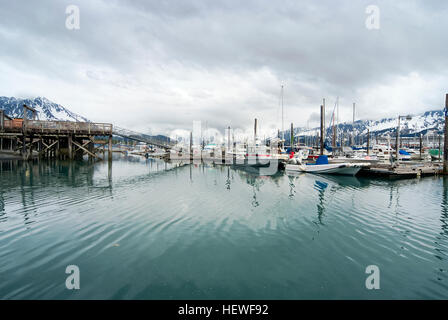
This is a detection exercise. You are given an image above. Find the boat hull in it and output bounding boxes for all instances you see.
[285,163,364,176]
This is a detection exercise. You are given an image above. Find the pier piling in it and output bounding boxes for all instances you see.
[420,133,423,159]
[367,129,370,155]
[108,135,113,161]
[320,104,324,155]
[444,93,448,174]
[290,123,294,148]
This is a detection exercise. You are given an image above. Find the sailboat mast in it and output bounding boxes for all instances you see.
[332,110,336,152]
[281,85,284,142]
[352,102,355,146]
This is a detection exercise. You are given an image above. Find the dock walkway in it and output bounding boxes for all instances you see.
[358,162,442,178]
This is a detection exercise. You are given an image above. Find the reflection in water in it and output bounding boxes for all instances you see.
[314,180,328,226]
[230,165,286,208]
[442,177,448,236]
[288,175,297,199]
[436,178,448,265]
[1,155,448,299]
[225,166,231,190]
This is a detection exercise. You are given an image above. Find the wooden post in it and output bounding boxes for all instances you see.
[320,104,324,155]
[439,134,442,161]
[396,116,400,162]
[29,135,34,160]
[419,133,422,160]
[21,134,26,160]
[108,135,112,161]
[56,139,60,159]
[227,126,230,150]
[68,135,73,160]
[190,131,193,158]
[254,118,257,143]
[367,129,370,155]
[445,93,448,174]
[88,140,93,161]
[290,123,294,149]
[0,110,4,130]
[22,105,27,132]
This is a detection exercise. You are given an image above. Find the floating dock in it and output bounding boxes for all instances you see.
[358,162,442,179]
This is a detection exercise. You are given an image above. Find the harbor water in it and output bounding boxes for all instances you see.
[0,154,447,299]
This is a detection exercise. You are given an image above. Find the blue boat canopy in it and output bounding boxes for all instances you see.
[316,155,329,165]
[399,149,411,155]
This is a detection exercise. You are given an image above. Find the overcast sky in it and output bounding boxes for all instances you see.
[0,0,447,137]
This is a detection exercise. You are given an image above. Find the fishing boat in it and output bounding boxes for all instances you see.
[396,149,412,161]
[285,155,368,176]
[330,152,380,165]
[405,148,431,161]
[244,140,273,167]
[202,143,219,158]
[371,144,394,161]
[225,144,246,162]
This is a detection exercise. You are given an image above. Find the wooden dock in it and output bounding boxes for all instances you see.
[1,105,113,161]
[358,162,442,179]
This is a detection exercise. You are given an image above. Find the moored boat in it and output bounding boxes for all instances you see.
[285,155,368,176]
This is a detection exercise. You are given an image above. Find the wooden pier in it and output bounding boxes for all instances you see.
[1,105,113,161]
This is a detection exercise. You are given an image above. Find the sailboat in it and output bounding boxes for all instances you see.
[285,155,368,176]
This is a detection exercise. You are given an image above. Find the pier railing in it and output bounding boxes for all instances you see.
[113,126,175,149]
[1,119,113,135]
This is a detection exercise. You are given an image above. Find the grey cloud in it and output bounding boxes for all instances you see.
[0,0,447,134]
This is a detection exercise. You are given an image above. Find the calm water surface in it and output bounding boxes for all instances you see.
[1,155,448,299]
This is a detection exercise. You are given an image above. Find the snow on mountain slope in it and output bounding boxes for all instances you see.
[0,97,89,122]
[1,96,445,139]
[294,109,444,138]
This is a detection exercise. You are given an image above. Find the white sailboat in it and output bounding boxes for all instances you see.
[285,155,368,176]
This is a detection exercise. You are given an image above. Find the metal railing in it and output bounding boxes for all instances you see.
[27,120,112,134]
[113,126,174,149]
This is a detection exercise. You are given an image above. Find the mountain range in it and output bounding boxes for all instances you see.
[1,96,445,141]
[290,110,445,142]
[0,96,172,143]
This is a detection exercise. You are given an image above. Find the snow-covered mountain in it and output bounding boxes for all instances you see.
[0,96,89,122]
[292,109,445,140]
[1,96,445,141]
[0,96,173,143]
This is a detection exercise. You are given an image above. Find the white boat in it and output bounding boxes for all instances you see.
[371,144,394,161]
[244,140,273,167]
[285,155,368,176]
[289,149,310,162]
[330,153,380,165]
[225,145,246,162]
[406,148,431,161]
